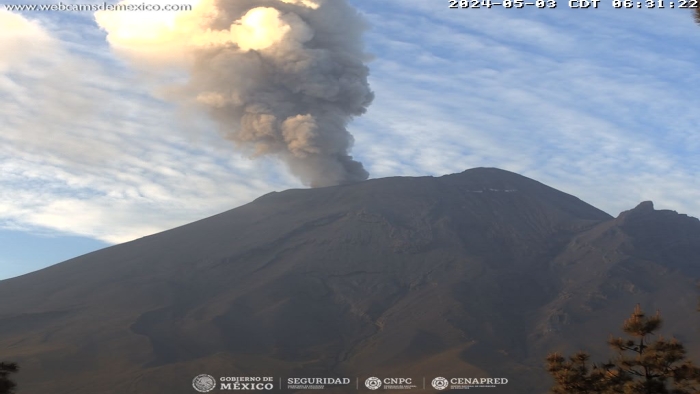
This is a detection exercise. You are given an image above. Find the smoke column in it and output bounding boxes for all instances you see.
[95,0,373,187]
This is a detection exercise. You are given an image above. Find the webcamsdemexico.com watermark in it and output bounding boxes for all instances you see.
[3,2,193,12]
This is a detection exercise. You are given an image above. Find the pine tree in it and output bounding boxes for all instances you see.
[546,351,629,393]
[546,306,700,393]
[0,362,19,394]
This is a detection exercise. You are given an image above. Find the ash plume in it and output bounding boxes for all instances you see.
[95,0,373,187]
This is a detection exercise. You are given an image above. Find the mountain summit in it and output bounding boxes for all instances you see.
[1,168,698,394]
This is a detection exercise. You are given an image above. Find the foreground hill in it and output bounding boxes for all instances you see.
[1,168,698,393]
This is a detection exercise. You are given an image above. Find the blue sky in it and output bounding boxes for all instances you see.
[1,0,699,280]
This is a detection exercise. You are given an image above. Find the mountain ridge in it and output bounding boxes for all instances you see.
[1,167,698,394]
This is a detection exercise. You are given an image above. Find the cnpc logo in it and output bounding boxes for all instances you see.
[365,377,414,390]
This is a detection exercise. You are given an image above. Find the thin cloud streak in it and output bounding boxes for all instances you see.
[1,9,300,244]
[1,1,699,251]
[352,2,700,217]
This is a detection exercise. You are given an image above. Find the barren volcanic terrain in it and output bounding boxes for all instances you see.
[1,168,699,393]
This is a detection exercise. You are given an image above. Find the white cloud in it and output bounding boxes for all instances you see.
[0,10,54,71]
[1,0,699,251]
[350,2,700,218]
[0,9,300,243]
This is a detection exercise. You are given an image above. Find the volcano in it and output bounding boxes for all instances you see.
[1,168,699,393]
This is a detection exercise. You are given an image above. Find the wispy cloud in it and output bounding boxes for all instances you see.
[1,0,699,251]
[351,1,700,217]
[1,8,299,243]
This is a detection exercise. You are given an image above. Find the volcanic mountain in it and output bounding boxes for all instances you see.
[1,168,699,394]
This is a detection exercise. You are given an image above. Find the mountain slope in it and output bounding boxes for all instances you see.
[1,168,698,394]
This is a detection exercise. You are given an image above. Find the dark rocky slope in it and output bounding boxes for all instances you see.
[1,168,698,393]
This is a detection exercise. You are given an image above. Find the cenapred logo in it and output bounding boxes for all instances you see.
[431,376,509,390]
[365,377,382,390]
[192,374,217,393]
[431,377,449,391]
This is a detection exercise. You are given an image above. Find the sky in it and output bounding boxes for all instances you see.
[1,0,698,280]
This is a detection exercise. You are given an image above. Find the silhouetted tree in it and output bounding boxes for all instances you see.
[694,8,699,25]
[546,305,700,393]
[546,351,628,393]
[0,361,19,394]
